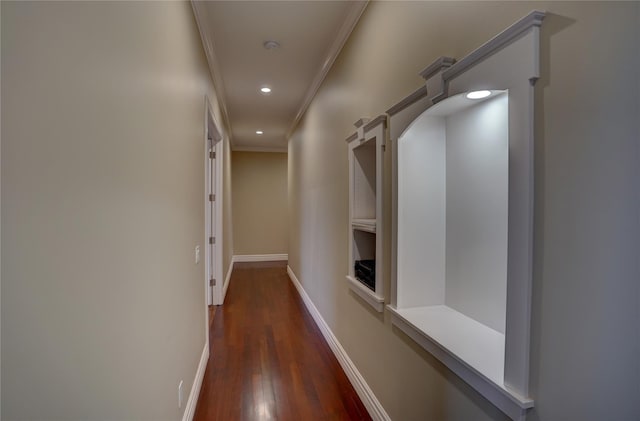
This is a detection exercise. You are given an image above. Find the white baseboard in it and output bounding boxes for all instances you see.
[233,253,288,263]
[222,256,235,302]
[182,343,209,421]
[286,266,391,421]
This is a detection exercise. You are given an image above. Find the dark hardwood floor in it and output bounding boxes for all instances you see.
[193,261,372,421]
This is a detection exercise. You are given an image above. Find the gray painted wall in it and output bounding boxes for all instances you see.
[232,151,288,256]
[288,2,639,420]
[1,2,226,418]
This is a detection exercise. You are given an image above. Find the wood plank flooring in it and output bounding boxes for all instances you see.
[193,261,372,421]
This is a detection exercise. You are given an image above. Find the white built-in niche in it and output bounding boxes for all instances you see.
[386,11,545,421]
[346,116,386,312]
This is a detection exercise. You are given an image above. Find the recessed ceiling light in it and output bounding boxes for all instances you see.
[466,90,492,100]
[260,86,272,94]
[263,40,280,50]
[256,130,263,135]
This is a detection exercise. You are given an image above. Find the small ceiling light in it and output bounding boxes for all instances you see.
[260,86,272,94]
[263,40,280,50]
[256,130,263,135]
[466,90,492,100]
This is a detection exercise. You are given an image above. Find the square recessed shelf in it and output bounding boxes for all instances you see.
[346,116,386,312]
[353,139,377,221]
[352,218,376,233]
[387,305,506,388]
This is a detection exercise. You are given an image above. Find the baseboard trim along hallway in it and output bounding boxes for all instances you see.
[182,343,209,421]
[223,257,235,302]
[233,253,288,263]
[224,254,289,300]
[286,266,391,421]
[194,261,370,419]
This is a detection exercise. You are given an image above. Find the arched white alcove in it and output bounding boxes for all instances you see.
[387,11,545,421]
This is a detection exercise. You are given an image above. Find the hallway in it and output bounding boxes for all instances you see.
[193,262,371,421]
[3,2,639,420]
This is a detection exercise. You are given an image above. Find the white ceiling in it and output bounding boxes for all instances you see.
[192,1,368,152]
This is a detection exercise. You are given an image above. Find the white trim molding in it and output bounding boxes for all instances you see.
[233,254,288,263]
[386,10,545,421]
[182,343,209,421]
[191,1,233,148]
[285,1,369,139]
[232,145,288,153]
[213,132,225,306]
[346,275,384,312]
[287,266,391,421]
[222,256,235,302]
[204,96,226,308]
[345,115,387,313]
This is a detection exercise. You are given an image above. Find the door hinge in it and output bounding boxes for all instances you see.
[209,194,215,202]
[210,278,216,286]
[209,236,215,245]
[209,151,216,159]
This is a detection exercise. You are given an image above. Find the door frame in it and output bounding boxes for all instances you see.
[204,96,225,319]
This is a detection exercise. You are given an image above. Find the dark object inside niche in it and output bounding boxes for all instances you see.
[354,259,375,291]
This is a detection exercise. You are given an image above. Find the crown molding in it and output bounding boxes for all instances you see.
[285,1,369,140]
[363,114,388,132]
[191,1,234,147]
[419,56,456,81]
[443,10,546,82]
[232,145,288,153]
[386,86,428,117]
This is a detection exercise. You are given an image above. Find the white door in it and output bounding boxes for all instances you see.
[205,98,223,308]
[207,143,216,305]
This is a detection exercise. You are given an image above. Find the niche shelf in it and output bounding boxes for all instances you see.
[386,11,545,421]
[346,115,387,312]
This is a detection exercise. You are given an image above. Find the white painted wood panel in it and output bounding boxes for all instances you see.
[445,93,509,333]
[353,140,377,220]
[397,116,446,309]
[388,11,544,419]
[353,230,376,261]
[391,305,505,385]
[346,116,386,312]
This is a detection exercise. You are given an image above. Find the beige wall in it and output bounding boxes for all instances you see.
[1,1,230,419]
[289,2,639,421]
[232,151,288,256]
[0,2,3,414]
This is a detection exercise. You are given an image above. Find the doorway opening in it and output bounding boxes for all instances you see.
[204,97,224,319]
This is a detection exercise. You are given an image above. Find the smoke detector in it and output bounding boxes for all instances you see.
[263,40,281,50]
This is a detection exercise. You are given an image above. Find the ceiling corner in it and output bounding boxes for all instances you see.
[285,1,369,140]
[191,0,235,147]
